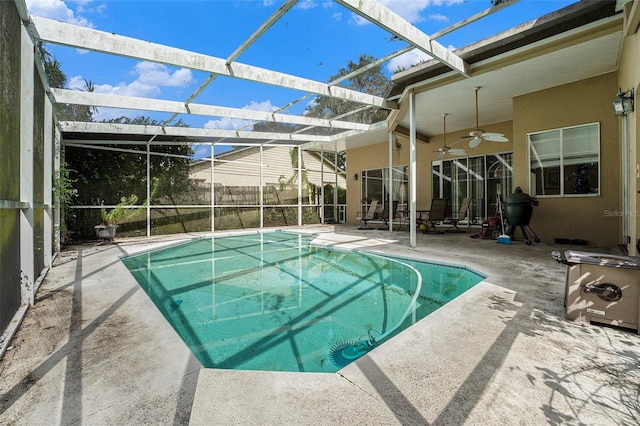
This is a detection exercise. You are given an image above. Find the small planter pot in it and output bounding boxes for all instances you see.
[94,224,118,242]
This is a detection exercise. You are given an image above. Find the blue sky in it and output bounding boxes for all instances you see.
[27,0,577,131]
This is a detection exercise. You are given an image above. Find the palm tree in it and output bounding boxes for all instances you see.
[37,42,66,88]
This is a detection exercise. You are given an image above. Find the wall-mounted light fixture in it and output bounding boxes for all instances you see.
[613,88,634,116]
[353,173,358,181]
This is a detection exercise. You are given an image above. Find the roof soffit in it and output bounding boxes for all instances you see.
[387,0,620,99]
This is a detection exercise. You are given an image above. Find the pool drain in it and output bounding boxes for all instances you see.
[328,339,375,368]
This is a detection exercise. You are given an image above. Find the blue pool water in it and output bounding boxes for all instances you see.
[122,231,485,373]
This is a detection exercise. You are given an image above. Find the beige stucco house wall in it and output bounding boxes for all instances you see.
[347,73,622,246]
[512,73,620,246]
[347,2,640,250]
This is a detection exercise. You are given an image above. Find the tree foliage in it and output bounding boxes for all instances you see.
[67,115,196,208]
[38,42,95,122]
[39,44,199,226]
[38,42,66,89]
[305,54,390,126]
[253,55,388,172]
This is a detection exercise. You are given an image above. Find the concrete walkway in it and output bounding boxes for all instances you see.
[1,225,639,425]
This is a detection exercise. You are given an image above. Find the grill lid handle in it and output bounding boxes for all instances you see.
[582,282,622,302]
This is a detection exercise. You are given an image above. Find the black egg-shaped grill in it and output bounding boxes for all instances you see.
[505,190,535,226]
[504,188,540,245]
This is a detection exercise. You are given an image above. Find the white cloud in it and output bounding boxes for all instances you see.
[76,61,194,100]
[429,13,449,22]
[76,1,107,16]
[70,73,161,98]
[351,0,431,25]
[432,0,465,6]
[97,80,161,98]
[134,62,194,87]
[67,75,85,90]
[386,44,456,73]
[246,100,279,113]
[67,61,195,121]
[194,146,211,159]
[204,116,250,131]
[380,0,430,24]
[297,0,317,10]
[204,100,279,131]
[85,78,161,121]
[386,48,432,73]
[26,0,93,27]
[351,0,463,25]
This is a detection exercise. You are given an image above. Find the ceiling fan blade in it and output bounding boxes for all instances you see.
[459,135,474,140]
[437,152,446,159]
[468,137,482,148]
[449,149,466,156]
[482,133,509,142]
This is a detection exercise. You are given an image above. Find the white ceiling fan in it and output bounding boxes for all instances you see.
[461,86,509,148]
[435,113,466,159]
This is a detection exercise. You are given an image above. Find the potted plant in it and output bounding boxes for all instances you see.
[96,178,159,242]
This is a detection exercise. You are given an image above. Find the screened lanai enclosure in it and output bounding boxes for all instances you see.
[64,141,348,240]
[3,0,598,357]
[2,0,475,353]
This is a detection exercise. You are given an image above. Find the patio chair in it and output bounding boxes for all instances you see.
[422,198,449,234]
[393,207,409,231]
[356,200,379,230]
[445,197,472,233]
[378,201,399,230]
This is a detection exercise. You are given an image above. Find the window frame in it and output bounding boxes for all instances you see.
[360,165,408,214]
[432,152,513,224]
[527,122,600,198]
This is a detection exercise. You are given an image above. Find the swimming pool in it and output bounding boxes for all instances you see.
[122,231,485,373]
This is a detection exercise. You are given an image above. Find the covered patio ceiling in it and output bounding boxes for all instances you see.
[382,0,624,149]
[16,0,626,152]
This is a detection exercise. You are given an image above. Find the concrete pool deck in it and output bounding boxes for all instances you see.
[1,225,639,425]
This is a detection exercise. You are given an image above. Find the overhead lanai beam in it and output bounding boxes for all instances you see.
[27,16,392,109]
[51,88,371,131]
[262,104,375,145]
[334,0,470,77]
[59,121,334,143]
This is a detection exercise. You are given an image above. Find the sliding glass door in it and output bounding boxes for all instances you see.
[361,166,408,214]
[432,153,513,223]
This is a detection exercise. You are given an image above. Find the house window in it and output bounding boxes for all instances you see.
[432,153,513,224]
[361,166,408,213]
[528,123,599,197]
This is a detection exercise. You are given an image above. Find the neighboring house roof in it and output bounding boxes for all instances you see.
[192,145,345,176]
